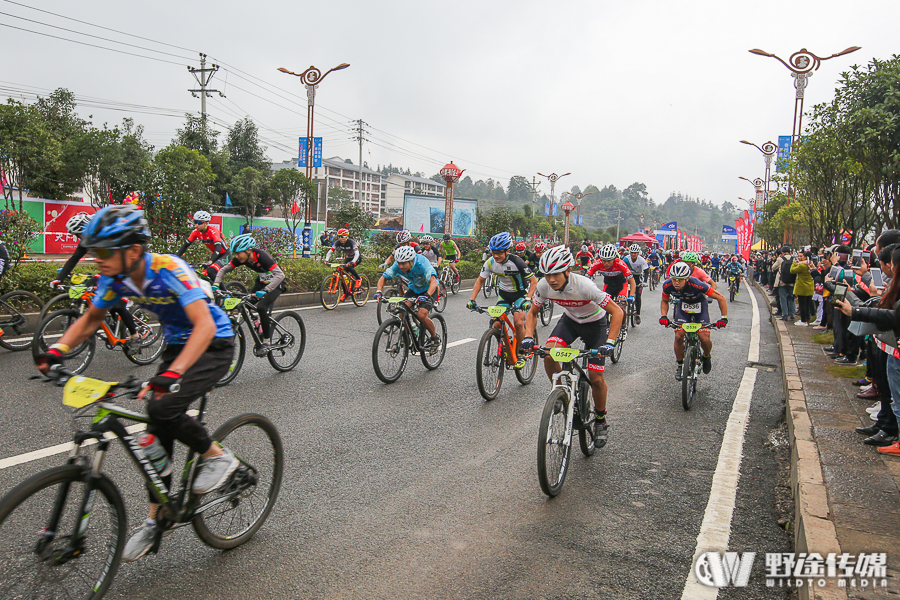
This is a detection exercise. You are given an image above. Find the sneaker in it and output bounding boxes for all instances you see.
[701,354,712,375]
[635,314,642,325]
[593,420,608,448]
[192,448,239,494]
[813,325,827,330]
[122,520,157,563]
[866,402,881,414]
[794,321,808,327]
[253,343,271,357]
[877,441,900,455]
[675,364,684,381]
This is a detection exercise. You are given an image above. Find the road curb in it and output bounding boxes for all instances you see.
[753,280,846,600]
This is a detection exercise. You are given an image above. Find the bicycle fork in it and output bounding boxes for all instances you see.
[549,372,578,448]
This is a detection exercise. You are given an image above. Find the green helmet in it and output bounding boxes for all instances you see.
[681,251,700,264]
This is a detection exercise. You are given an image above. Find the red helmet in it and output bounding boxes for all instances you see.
[534,242,546,253]
[731,256,738,262]
[337,228,349,237]
[515,242,527,252]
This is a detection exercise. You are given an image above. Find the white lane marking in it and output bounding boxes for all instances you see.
[0,410,199,471]
[746,280,760,363]
[447,338,476,348]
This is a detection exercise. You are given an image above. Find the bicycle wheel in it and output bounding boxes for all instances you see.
[319,274,341,310]
[577,379,596,457]
[482,280,493,298]
[420,313,447,370]
[537,388,572,497]
[0,290,43,351]
[434,281,447,313]
[32,309,96,374]
[372,318,409,383]
[682,343,698,411]
[216,324,246,387]
[224,281,248,295]
[376,287,398,325]
[514,331,539,385]
[351,275,370,307]
[475,327,504,400]
[729,282,736,302]
[539,301,553,326]
[39,292,70,323]
[450,270,460,294]
[123,307,166,366]
[0,464,126,600]
[193,414,284,550]
[266,311,306,371]
[610,328,624,364]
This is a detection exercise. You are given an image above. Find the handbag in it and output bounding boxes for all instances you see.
[849,320,881,336]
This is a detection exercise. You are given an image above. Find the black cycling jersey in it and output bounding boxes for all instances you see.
[0,241,11,279]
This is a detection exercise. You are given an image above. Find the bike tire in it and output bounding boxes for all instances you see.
[434,281,447,313]
[475,327,504,400]
[123,307,166,366]
[32,309,96,374]
[266,311,306,372]
[224,281,249,295]
[451,272,460,294]
[372,318,409,383]
[682,343,698,411]
[514,331,539,386]
[539,301,553,326]
[216,324,246,387]
[319,274,341,310]
[0,290,44,351]
[39,292,70,323]
[193,414,284,550]
[420,313,447,370]
[577,379,596,457]
[611,329,624,364]
[376,287,397,325]
[351,275,370,307]
[0,464,126,600]
[537,388,572,497]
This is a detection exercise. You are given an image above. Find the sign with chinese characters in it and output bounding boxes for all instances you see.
[298,137,323,168]
[777,135,792,172]
[43,202,97,254]
[402,194,476,236]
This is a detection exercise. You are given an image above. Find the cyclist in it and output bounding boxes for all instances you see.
[522,245,624,446]
[468,232,537,367]
[213,233,286,354]
[523,242,541,273]
[381,229,420,270]
[667,250,716,290]
[325,228,363,290]
[647,247,662,284]
[700,252,712,272]
[438,233,461,282]
[419,235,440,265]
[175,210,229,283]
[49,213,142,346]
[710,252,722,281]
[623,243,649,324]
[587,244,636,306]
[374,245,441,350]
[726,255,744,294]
[514,241,528,260]
[659,261,728,381]
[575,244,595,274]
[34,205,237,563]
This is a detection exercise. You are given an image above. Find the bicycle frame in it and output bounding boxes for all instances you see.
[0,297,26,328]
[327,264,355,296]
[481,305,529,366]
[546,350,591,446]
[221,293,289,351]
[384,298,430,354]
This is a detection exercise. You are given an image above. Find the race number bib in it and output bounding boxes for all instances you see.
[258,271,275,283]
[682,302,702,313]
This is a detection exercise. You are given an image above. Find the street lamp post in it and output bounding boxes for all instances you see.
[440,162,464,236]
[560,200,576,246]
[537,172,570,225]
[278,62,350,257]
[562,190,593,230]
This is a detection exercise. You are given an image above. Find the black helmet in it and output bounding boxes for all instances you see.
[81,205,150,249]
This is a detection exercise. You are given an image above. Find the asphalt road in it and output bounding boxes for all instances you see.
[0,279,792,599]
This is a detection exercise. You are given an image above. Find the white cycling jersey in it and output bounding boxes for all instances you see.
[533,273,612,323]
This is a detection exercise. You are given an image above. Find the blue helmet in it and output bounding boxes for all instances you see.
[488,232,513,252]
[229,233,257,253]
[81,205,150,249]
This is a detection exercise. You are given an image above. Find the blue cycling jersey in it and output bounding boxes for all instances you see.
[93,253,233,344]
[384,253,436,294]
[648,252,661,267]
[711,257,721,267]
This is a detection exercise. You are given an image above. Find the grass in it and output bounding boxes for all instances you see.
[812,331,835,345]
[825,364,867,380]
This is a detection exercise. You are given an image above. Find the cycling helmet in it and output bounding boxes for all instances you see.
[396,230,412,244]
[598,244,618,260]
[539,245,574,274]
[681,251,700,264]
[393,245,417,263]
[534,242,546,253]
[336,228,349,237]
[81,205,150,249]
[66,212,92,235]
[420,235,434,244]
[192,210,211,222]
[629,243,641,253]
[488,232,513,252]
[443,233,451,241]
[670,261,692,278]
[230,233,257,253]
[515,242,527,253]
[731,256,738,262]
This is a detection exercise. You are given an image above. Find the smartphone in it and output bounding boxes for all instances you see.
[851,255,862,268]
[862,251,871,265]
[829,266,841,279]
[832,283,849,303]
[871,268,884,289]
[838,253,849,264]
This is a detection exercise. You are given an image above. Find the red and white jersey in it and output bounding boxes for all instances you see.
[587,257,633,280]
[665,263,713,284]
[187,226,227,254]
[533,273,612,323]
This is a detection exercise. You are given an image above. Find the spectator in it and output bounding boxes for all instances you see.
[791,251,816,326]
[778,247,797,321]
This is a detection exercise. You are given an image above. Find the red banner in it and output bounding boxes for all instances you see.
[44,203,97,254]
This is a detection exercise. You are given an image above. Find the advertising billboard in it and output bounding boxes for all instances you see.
[402,194,477,236]
[44,202,97,253]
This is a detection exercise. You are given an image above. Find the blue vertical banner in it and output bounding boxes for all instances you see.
[298,137,323,168]
[313,137,323,167]
[298,137,307,167]
[544,202,551,216]
[777,136,791,173]
[552,203,558,217]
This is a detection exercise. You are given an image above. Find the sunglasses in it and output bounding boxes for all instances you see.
[89,248,119,260]
[194,220,207,225]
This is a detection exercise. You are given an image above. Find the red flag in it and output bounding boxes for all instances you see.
[290,201,300,214]
[0,168,7,191]
[107,184,113,203]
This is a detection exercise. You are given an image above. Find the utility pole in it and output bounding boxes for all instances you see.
[352,119,368,212]
[615,209,623,242]
[187,53,224,154]
[524,176,541,220]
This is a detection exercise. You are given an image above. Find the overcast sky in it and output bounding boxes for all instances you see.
[3,0,898,207]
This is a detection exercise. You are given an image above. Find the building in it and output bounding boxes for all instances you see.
[271,156,383,218]
[383,173,445,214]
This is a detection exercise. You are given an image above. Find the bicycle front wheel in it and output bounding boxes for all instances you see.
[514,331,538,386]
[193,414,284,549]
[39,292,70,323]
[216,324,246,387]
[682,343,698,411]
[0,464,126,600]
[320,274,341,310]
[266,311,306,372]
[537,388,572,497]
[539,301,553,326]
[577,379,596,456]
[351,275,370,307]
[372,318,409,383]
[123,307,166,366]
[434,282,447,313]
[0,290,44,351]
[475,327,504,400]
[451,271,460,294]
[610,329,624,364]
[420,313,447,370]
[376,287,397,325]
[32,309,96,374]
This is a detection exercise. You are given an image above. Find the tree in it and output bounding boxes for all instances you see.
[269,169,317,256]
[229,167,266,229]
[326,185,354,209]
[476,206,516,242]
[0,100,61,210]
[226,117,269,174]
[328,202,376,243]
[507,175,532,203]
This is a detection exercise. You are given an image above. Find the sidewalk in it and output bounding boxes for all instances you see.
[760,282,900,599]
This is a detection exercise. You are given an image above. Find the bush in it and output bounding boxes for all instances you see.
[0,210,42,268]
[247,227,298,261]
[0,261,97,301]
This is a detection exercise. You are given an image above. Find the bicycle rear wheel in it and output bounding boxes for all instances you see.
[420,313,447,370]
[0,464,126,600]
[39,292,70,323]
[372,318,409,383]
[539,301,553,326]
[0,290,43,351]
[123,307,166,366]
[682,343,698,411]
[450,270,460,294]
[320,274,341,310]
[475,327,504,400]
[32,309,96,374]
[610,328,624,364]
[514,331,539,385]
[537,388,572,497]
[224,281,248,295]
[434,281,447,312]
[376,287,398,325]
[266,311,306,371]
[351,275,370,307]
[193,414,284,549]
[216,324,246,387]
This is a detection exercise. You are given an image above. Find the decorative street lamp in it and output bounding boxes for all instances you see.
[537,172,570,224]
[278,62,350,257]
[440,161,464,236]
[562,190,593,228]
[560,200,576,246]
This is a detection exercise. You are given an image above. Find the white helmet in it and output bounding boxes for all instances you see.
[193,210,211,222]
[420,235,434,244]
[393,245,417,263]
[628,243,641,253]
[396,230,412,244]
[66,213,93,235]
[670,261,692,278]
[539,245,574,274]
[598,244,618,260]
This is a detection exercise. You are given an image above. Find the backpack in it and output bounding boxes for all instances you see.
[780,257,796,284]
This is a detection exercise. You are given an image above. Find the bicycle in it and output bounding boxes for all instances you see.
[727,274,741,302]
[648,266,659,291]
[608,297,631,364]
[376,277,406,325]
[372,296,447,383]
[31,280,166,374]
[320,264,370,310]
[710,266,720,283]
[534,346,606,497]
[481,273,498,298]
[538,297,554,326]
[668,321,715,410]
[0,367,283,600]
[439,261,461,295]
[215,289,306,386]
[0,289,43,351]
[472,304,538,401]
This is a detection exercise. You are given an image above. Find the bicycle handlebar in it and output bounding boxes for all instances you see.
[33,365,145,398]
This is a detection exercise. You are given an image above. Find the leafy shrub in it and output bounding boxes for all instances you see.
[0,210,42,268]
[247,227,299,261]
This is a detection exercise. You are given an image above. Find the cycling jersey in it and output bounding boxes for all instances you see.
[648,252,661,267]
[93,253,233,344]
[533,273,612,324]
[727,262,744,275]
[711,257,721,267]
[439,240,458,257]
[480,254,534,293]
[420,246,440,264]
[384,253,437,294]
[665,262,713,284]
[624,255,648,277]
[330,238,361,263]
[575,250,594,265]
[661,276,714,305]
[177,226,229,264]
[587,257,633,281]
[217,249,285,292]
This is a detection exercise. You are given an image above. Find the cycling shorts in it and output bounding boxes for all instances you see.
[497,289,528,307]
[603,280,626,298]
[673,299,710,325]
[404,287,437,311]
[546,314,609,372]
[444,254,458,262]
